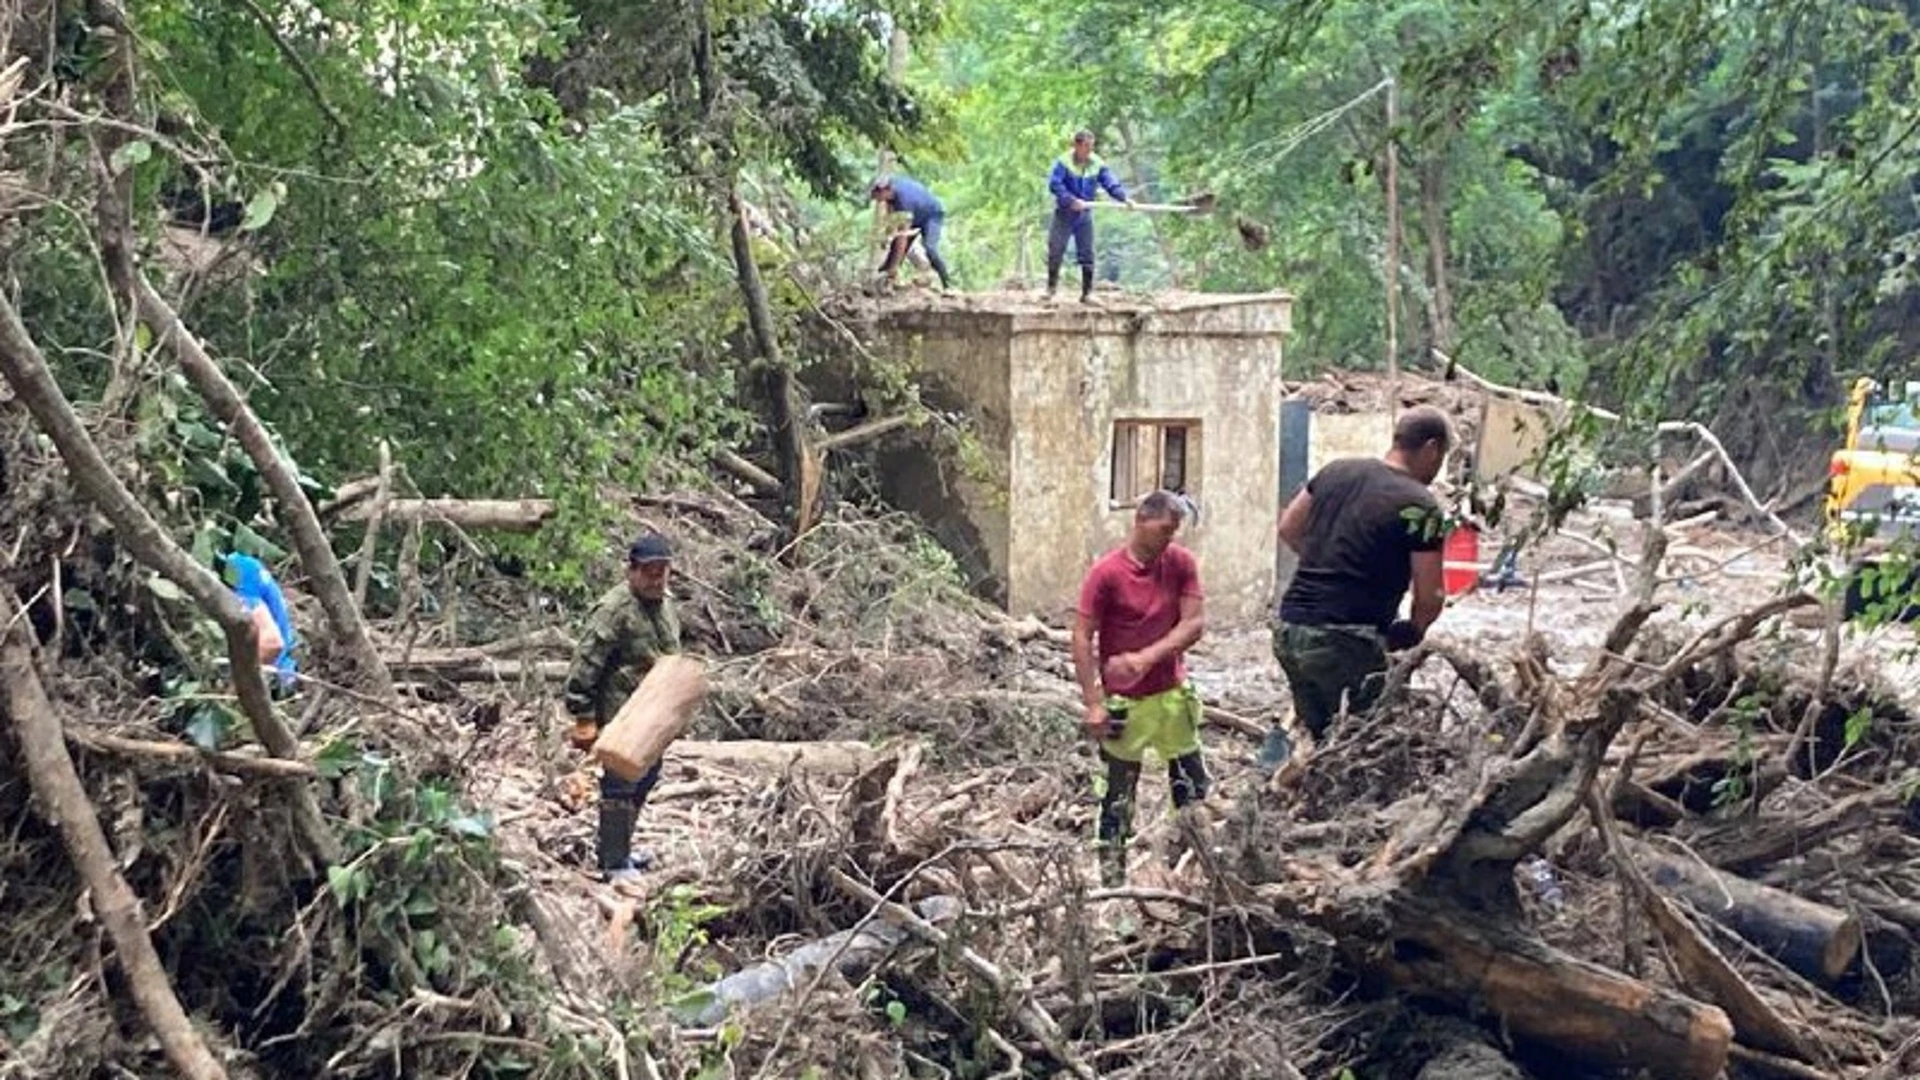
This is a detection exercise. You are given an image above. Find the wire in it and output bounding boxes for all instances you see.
[1211,77,1393,173]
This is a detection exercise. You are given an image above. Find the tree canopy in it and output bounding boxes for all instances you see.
[6,0,1919,573]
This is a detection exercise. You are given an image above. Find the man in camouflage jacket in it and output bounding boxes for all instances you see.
[562,533,681,884]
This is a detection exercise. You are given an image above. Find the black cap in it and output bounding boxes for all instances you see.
[627,533,673,564]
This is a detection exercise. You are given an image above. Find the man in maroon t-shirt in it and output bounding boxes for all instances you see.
[1071,490,1208,885]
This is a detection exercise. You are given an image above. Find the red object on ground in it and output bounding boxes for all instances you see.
[1442,525,1480,596]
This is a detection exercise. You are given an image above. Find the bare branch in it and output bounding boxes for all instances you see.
[350,439,393,610]
[228,0,353,144]
[1,592,231,1080]
[135,277,395,700]
[0,286,338,864]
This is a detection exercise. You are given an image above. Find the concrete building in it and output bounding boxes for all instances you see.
[866,292,1293,624]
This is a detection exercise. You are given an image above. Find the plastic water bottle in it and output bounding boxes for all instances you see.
[1523,856,1565,912]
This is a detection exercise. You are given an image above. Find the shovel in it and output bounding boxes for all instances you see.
[1088,190,1268,251]
[1089,191,1217,215]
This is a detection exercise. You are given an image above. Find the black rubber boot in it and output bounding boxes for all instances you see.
[1045,263,1060,299]
[1079,265,1095,304]
[1168,752,1211,808]
[1096,754,1141,886]
[597,798,639,875]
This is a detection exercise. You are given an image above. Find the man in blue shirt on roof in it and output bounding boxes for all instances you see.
[1047,129,1132,303]
[870,174,953,292]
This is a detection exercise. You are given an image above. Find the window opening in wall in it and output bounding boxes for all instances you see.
[1109,420,1200,507]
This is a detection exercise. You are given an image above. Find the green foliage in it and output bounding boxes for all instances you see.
[1712,692,1766,810]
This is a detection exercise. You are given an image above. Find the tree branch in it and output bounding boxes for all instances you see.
[134,277,394,700]
[228,0,353,145]
[1,592,230,1080]
[816,413,915,453]
[67,727,318,779]
[350,439,393,610]
[0,287,337,864]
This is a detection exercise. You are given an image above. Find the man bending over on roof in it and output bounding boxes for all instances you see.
[870,174,953,292]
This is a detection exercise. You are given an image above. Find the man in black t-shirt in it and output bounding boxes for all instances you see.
[1258,406,1453,774]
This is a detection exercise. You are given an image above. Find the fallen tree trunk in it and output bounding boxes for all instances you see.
[667,739,880,778]
[1377,895,1732,1080]
[1,596,229,1080]
[688,894,961,1025]
[386,650,568,682]
[335,498,555,532]
[1594,798,1809,1059]
[1627,835,1862,983]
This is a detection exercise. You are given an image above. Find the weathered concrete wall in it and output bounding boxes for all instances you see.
[1003,297,1291,623]
[1474,395,1561,482]
[867,313,1014,602]
[1305,411,1392,475]
[1272,407,1395,600]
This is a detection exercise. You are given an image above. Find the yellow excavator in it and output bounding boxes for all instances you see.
[1826,376,1920,619]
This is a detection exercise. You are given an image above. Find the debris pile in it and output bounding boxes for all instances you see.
[10,407,1920,1078]
[448,491,1920,1079]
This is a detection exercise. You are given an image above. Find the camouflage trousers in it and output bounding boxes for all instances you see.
[1271,620,1389,740]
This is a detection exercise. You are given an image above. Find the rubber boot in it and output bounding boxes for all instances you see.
[597,798,640,878]
[1168,752,1211,807]
[1045,264,1060,299]
[1096,754,1139,887]
[1079,266,1095,304]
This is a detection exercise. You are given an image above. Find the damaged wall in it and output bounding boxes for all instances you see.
[866,313,1015,604]
[871,293,1291,624]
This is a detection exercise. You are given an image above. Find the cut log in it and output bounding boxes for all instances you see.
[666,738,879,779]
[594,655,709,782]
[685,895,961,1025]
[1380,897,1731,1080]
[1592,796,1808,1059]
[1626,836,1862,983]
[336,498,555,532]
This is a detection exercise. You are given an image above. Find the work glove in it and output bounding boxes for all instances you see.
[568,716,600,751]
[1384,620,1423,652]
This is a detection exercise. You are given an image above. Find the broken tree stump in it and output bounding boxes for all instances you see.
[1626,836,1862,983]
[594,655,709,782]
